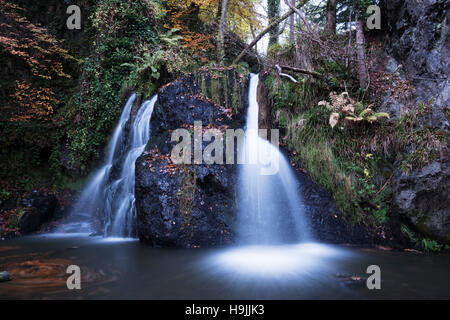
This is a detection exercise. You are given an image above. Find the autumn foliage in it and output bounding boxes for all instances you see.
[0,0,72,123]
[9,80,59,122]
[165,1,214,59]
[165,0,261,62]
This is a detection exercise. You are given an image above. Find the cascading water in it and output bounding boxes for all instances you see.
[238,74,310,244]
[62,94,157,237]
[204,74,344,278]
[105,96,157,237]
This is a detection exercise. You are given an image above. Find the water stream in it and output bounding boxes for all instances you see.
[61,95,157,237]
[238,74,310,244]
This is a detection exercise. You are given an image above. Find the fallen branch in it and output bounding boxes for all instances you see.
[232,0,308,65]
[276,64,323,79]
[275,64,298,83]
[374,174,394,198]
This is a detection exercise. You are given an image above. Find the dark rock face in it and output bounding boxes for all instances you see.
[382,0,450,244]
[19,191,59,234]
[136,159,238,247]
[382,0,449,130]
[135,70,248,247]
[257,72,273,133]
[297,171,375,246]
[393,161,450,243]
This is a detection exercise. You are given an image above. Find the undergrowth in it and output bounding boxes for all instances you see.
[265,41,446,237]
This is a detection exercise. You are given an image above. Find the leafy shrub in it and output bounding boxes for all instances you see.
[318,92,389,129]
[57,0,165,175]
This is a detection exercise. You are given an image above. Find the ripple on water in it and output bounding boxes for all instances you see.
[0,253,119,299]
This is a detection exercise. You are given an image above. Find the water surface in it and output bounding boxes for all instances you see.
[1,235,449,299]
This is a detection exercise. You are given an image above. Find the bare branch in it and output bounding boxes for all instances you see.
[232,0,309,65]
[283,0,313,34]
[275,64,298,83]
[276,64,322,78]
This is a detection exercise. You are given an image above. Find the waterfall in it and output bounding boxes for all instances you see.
[105,96,157,237]
[62,94,157,237]
[205,76,339,277]
[238,74,310,244]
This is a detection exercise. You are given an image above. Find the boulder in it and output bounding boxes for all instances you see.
[393,161,450,244]
[0,271,11,282]
[135,69,248,247]
[19,191,59,234]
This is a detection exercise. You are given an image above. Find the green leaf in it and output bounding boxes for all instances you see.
[359,108,373,118]
[366,115,377,122]
[373,112,390,119]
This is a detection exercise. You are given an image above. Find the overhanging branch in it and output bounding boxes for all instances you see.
[275,64,323,79]
[232,0,309,66]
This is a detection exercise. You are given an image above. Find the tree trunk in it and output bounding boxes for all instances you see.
[346,8,352,68]
[216,1,222,19]
[355,11,368,88]
[217,0,229,65]
[285,0,313,34]
[232,0,308,65]
[289,0,295,43]
[268,0,281,48]
[326,0,337,34]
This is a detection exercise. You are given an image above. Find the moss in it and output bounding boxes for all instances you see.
[8,213,20,229]
[196,65,249,113]
[200,73,208,99]
[177,166,197,239]
[422,238,444,252]
[231,73,242,113]
[222,73,229,110]
[210,78,221,106]
[0,190,11,206]
[394,101,447,173]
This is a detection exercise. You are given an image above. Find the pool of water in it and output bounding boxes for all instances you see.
[1,235,449,299]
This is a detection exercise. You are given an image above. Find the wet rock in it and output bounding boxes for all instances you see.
[294,167,376,246]
[0,271,11,282]
[393,161,450,244]
[384,56,400,74]
[19,191,59,234]
[382,0,449,129]
[379,92,403,120]
[256,72,273,136]
[135,70,248,248]
[381,0,450,244]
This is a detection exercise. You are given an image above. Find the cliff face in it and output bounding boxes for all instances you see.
[381,0,450,244]
[383,0,449,128]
